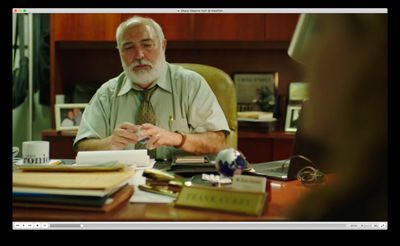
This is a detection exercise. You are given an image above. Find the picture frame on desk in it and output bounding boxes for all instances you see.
[233,72,278,112]
[289,82,309,103]
[285,105,302,132]
[55,103,87,131]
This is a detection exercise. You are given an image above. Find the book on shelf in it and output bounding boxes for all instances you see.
[238,120,277,133]
[237,111,275,121]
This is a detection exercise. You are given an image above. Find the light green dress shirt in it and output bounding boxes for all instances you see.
[73,63,230,159]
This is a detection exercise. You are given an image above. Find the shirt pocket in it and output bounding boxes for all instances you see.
[170,118,190,133]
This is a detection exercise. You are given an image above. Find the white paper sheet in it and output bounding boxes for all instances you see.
[75,150,151,167]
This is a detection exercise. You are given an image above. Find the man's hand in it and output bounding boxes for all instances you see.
[140,123,227,155]
[105,122,140,150]
[141,123,182,149]
[77,122,226,154]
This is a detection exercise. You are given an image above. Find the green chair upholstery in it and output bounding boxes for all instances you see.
[175,63,237,149]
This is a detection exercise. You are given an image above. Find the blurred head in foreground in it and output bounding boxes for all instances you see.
[288,14,387,220]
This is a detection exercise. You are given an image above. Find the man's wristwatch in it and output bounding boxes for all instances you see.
[174,131,187,148]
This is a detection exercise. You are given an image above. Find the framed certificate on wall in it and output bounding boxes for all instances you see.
[233,72,279,112]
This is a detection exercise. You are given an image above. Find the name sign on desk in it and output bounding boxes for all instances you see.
[175,185,267,216]
[232,175,266,192]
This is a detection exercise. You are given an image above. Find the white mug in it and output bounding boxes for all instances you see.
[22,141,50,164]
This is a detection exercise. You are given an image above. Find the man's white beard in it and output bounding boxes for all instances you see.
[122,53,167,87]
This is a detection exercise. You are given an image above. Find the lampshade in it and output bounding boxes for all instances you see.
[287,14,314,65]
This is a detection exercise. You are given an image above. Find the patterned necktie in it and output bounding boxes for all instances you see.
[135,85,158,154]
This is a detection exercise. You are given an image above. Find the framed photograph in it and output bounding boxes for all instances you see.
[233,73,278,112]
[55,103,88,131]
[289,82,309,102]
[285,105,302,132]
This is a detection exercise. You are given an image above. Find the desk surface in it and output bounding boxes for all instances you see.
[13,176,332,221]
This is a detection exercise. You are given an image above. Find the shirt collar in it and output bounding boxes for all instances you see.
[117,63,172,96]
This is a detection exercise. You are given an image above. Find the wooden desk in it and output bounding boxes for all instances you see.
[13,177,331,221]
[43,128,296,162]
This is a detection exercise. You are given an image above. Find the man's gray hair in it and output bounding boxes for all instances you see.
[116,16,165,50]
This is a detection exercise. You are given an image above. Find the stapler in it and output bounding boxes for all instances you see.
[139,169,190,197]
[143,168,184,183]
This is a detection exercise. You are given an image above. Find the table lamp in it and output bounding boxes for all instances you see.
[287,13,315,64]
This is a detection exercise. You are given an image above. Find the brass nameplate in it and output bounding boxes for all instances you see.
[175,185,267,216]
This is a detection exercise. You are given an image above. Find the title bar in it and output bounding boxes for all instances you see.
[12,8,388,14]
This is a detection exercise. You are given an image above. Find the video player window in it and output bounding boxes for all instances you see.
[11,8,388,230]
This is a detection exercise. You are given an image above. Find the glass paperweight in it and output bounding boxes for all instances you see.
[215,148,247,178]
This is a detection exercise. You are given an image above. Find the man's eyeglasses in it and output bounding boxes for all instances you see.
[289,155,325,185]
[297,165,325,185]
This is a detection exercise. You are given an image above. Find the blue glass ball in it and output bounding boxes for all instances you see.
[215,148,247,177]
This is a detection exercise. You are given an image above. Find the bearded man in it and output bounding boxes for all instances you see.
[74,16,229,160]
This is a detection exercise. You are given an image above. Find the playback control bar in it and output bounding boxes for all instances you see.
[13,222,388,230]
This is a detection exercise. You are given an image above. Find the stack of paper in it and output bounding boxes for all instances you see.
[13,168,135,212]
[75,150,151,167]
